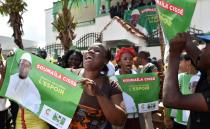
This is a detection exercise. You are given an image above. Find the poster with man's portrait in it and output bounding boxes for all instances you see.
[124,5,159,36]
[0,49,83,129]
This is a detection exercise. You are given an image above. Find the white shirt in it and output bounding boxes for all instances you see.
[0,98,10,111]
[189,72,201,90]
[107,61,115,77]
[113,69,138,118]
[5,73,41,113]
[136,24,148,36]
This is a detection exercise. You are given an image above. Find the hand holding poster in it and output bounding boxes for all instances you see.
[0,49,83,129]
[155,0,197,41]
[116,73,160,113]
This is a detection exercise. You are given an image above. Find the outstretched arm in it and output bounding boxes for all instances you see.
[163,33,208,112]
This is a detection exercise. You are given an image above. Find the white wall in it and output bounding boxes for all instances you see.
[191,0,210,32]
[103,20,128,41]
[45,9,160,59]
[140,46,162,59]
[45,8,58,46]
[45,0,209,60]
[45,7,112,45]
[125,33,146,47]
[46,0,210,45]
[0,36,38,51]
[74,15,111,42]
[71,4,96,22]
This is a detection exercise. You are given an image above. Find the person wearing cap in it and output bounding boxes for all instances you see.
[163,32,210,129]
[5,53,41,113]
[131,9,148,36]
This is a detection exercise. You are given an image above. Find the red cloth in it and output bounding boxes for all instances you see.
[115,47,136,63]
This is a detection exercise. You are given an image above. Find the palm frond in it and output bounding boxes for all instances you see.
[0,0,27,49]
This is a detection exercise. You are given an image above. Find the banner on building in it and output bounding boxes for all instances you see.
[116,73,160,113]
[124,5,159,36]
[156,0,197,41]
[0,49,83,129]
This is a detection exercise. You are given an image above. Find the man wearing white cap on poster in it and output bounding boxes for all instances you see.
[131,9,148,36]
[5,53,41,113]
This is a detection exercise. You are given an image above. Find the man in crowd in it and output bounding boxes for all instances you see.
[163,32,210,129]
[5,53,41,113]
[130,9,148,36]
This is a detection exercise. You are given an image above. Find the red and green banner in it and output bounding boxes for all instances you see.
[116,73,160,113]
[156,0,197,41]
[0,49,83,129]
[124,5,159,36]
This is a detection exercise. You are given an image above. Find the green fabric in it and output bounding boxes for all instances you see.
[53,1,62,16]
[166,108,172,117]
[176,73,192,123]
[156,0,197,41]
[105,0,110,12]
[95,0,101,16]
[178,73,192,95]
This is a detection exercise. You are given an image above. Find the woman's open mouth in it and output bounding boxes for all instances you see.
[85,55,93,62]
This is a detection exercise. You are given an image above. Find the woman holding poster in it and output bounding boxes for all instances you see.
[69,43,126,129]
[113,47,141,129]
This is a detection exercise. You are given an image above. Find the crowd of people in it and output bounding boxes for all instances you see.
[0,42,164,129]
[0,33,210,129]
[0,0,210,129]
[109,0,156,18]
[0,32,210,129]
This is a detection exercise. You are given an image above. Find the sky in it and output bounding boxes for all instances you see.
[0,0,57,45]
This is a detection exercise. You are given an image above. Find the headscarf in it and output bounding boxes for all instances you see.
[115,47,136,63]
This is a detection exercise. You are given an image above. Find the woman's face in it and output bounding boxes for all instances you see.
[119,52,133,74]
[83,44,107,70]
[68,54,81,69]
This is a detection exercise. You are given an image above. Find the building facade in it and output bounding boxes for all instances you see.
[45,0,210,59]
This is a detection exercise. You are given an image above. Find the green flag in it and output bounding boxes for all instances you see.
[156,0,197,41]
[116,73,160,113]
[0,49,83,129]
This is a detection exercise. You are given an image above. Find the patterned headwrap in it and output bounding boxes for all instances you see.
[115,47,136,63]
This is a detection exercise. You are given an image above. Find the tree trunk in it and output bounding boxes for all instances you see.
[13,27,24,49]
[10,12,24,49]
[60,32,71,54]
